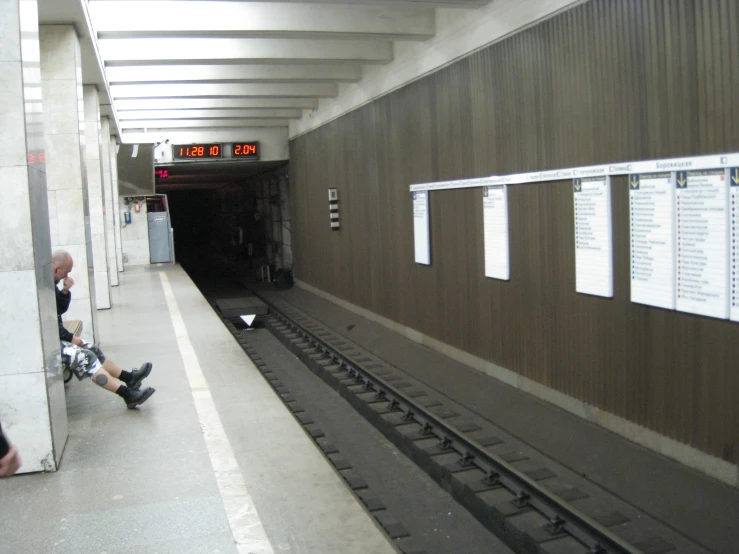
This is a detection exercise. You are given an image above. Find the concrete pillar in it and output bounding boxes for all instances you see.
[39,25,96,341]
[83,86,111,309]
[100,117,119,286]
[110,137,124,272]
[0,0,68,473]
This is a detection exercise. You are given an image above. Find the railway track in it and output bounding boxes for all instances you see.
[196,259,708,554]
[260,302,641,553]
[251,291,710,554]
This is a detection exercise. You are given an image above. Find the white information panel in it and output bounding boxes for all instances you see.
[730,168,739,321]
[675,170,729,319]
[574,177,613,297]
[483,185,510,280]
[629,172,676,309]
[413,191,431,265]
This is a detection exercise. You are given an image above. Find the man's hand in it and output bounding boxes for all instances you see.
[0,445,21,478]
[72,335,84,347]
[62,276,75,293]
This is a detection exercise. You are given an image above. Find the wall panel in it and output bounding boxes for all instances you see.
[290,0,739,464]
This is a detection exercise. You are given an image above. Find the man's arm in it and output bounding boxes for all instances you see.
[56,286,71,316]
[56,283,78,343]
[58,317,75,342]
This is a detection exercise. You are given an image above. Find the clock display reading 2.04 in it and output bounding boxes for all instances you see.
[173,143,222,160]
[232,142,259,160]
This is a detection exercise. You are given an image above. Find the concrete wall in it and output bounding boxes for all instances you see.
[289,0,739,485]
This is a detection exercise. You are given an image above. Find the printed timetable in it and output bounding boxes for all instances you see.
[675,170,729,319]
[483,185,510,280]
[629,173,676,309]
[574,176,613,297]
[413,191,431,265]
[731,168,739,322]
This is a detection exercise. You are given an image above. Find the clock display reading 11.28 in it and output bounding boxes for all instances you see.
[173,143,222,160]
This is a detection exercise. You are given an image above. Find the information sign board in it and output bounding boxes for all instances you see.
[413,191,431,265]
[675,170,729,319]
[574,177,613,297]
[629,173,676,309]
[729,168,739,321]
[483,185,510,280]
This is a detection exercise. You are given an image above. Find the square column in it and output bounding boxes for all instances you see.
[83,86,111,309]
[40,25,96,340]
[100,117,119,285]
[0,0,68,473]
[110,137,125,272]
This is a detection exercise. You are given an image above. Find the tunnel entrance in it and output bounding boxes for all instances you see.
[158,160,292,284]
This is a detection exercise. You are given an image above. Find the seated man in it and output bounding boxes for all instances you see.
[53,250,155,409]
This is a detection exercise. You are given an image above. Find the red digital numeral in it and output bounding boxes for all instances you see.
[235,143,256,156]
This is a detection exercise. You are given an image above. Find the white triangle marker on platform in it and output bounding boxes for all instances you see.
[240,315,256,327]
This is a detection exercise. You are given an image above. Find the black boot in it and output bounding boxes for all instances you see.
[128,362,153,390]
[117,385,156,409]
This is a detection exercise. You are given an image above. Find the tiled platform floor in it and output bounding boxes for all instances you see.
[0,265,395,554]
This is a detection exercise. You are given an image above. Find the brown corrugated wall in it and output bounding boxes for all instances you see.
[289,0,739,463]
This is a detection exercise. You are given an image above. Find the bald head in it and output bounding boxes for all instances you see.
[52,250,71,266]
[52,250,74,284]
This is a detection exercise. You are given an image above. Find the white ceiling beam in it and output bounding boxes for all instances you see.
[114,97,318,110]
[120,126,289,147]
[110,0,489,6]
[120,119,289,129]
[90,1,434,40]
[117,109,302,120]
[110,82,337,98]
[269,0,487,5]
[106,64,362,84]
[98,37,393,64]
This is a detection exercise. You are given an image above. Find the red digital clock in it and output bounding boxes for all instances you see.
[231,142,259,160]
[173,143,222,160]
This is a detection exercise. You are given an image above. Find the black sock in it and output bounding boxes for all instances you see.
[115,384,132,400]
[118,370,133,384]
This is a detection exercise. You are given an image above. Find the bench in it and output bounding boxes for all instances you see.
[62,320,83,338]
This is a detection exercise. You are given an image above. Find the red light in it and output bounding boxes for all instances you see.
[173,143,222,160]
[232,142,259,158]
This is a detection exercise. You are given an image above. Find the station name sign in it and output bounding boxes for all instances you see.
[410,153,739,191]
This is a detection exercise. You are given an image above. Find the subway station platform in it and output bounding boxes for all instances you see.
[0,265,396,554]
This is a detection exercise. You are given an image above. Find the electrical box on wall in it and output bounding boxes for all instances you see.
[328,188,340,230]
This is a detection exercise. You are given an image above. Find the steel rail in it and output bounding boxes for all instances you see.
[260,298,643,554]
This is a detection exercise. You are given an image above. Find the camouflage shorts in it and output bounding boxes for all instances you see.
[60,341,106,380]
